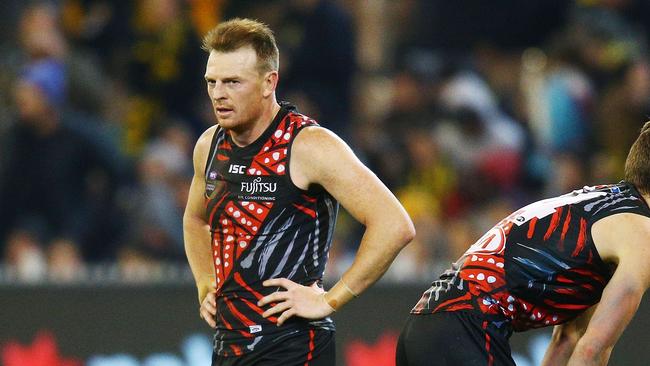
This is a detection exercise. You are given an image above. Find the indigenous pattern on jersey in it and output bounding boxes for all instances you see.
[412,182,650,331]
[204,103,338,356]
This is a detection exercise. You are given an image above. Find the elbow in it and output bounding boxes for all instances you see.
[397,217,416,249]
[572,339,613,364]
[183,212,210,231]
[182,214,192,230]
[405,221,416,244]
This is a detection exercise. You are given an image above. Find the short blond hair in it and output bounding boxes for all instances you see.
[625,121,650,194]
[202,18,279,73]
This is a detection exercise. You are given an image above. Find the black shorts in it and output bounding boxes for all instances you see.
[212,329,335,366]
[396,312,515,366]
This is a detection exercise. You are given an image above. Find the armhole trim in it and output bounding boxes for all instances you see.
[204,126,221,177]
[285,122,323,196]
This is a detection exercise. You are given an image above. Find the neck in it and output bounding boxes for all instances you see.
[230,100,281,147]
[642,193,650,208]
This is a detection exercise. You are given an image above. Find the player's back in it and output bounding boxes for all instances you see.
[413,182,650,331]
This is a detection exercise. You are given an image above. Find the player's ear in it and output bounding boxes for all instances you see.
[262,71,278,98]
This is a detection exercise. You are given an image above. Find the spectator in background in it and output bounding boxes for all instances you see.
[277,0,356,137]
[125,0,206,153]
[542,36,595,155]
[4,222,48,282]
[434,66,525,206]
[435,107,523,198]
[125,122,193,260]
[358,62,441,191]
[16,2,110,116]
[47,238,85,282]
[0,59,124,263]
[60,0,132,75]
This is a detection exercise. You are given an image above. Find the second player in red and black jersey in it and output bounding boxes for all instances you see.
[204,102,337,356]
[398,182,650,365]
[414,182,650,328]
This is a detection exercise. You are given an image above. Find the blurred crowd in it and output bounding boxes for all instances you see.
[0,0,649,283]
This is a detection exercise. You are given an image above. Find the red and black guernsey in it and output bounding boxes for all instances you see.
[204,103,338,356]
[412,182,650,332]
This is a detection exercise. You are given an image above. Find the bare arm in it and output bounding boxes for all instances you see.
[541,306,595,366]
[565,213,650,365]
[296,128,416,307]
[259,126,415,324]
[183,126,217,305]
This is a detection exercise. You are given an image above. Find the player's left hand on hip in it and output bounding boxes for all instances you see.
[258,278,333,326]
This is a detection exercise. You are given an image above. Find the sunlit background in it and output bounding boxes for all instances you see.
[1,1,650,365]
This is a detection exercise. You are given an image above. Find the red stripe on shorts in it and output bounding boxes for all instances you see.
[304,329,315,366]
[482,321,494,366]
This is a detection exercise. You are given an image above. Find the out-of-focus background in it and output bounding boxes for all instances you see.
[1,0,650,365]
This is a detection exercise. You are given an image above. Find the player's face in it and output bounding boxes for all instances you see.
[204,47,270,133]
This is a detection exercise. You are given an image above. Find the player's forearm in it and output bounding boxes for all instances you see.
[183,214,214,303]
[541,344,576,366]
[567,284,642,366]
[349,225,414,288]
[541,329,579,366]
[324,215,415,310]
[566,341,612,366]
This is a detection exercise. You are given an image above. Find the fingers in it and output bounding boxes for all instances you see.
[257,290,289,307]
[258,278,297,306]
[276,308,296,326]
[203,297,217,315]
[200,306,216,328]
[262,300,292,318]
[262,277,295,289]
[200,292,217,328]
[258,278,298,326]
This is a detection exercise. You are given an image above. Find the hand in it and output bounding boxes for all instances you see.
[199,290,217,328]
[258,278,335,326]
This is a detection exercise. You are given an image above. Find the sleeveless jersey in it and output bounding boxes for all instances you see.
[204,103,338,356]
[412,182,650,331]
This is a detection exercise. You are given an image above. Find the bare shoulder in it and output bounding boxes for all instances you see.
[195,125,219,158]
[192,125,219,173]
[292,125,345,155]
[592,213,650,262]
[290,125,356,186]
[196,125,219,153]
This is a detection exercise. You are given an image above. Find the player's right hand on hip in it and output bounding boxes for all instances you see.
[199,290,217,328]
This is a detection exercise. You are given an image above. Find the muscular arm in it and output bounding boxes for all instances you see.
[541,306,595,366]
[564,213,650,365]
[183,126,217,304]
[259,126,415,324]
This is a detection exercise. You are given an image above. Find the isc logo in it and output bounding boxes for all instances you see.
[228,164,246,174]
